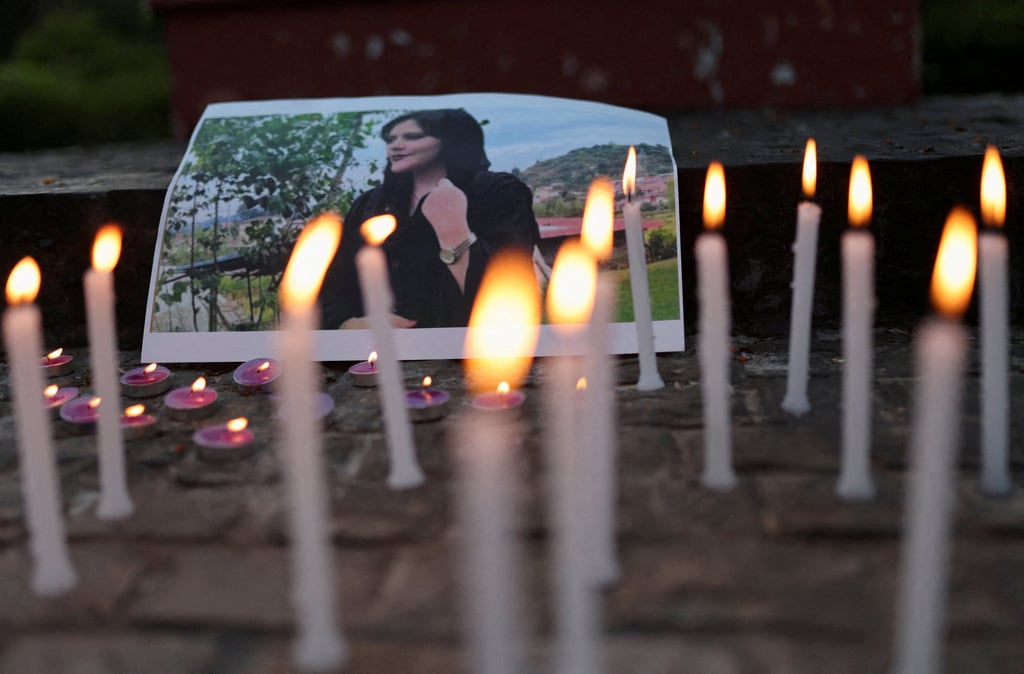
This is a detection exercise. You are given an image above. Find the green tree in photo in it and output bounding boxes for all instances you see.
[155,111,385,332]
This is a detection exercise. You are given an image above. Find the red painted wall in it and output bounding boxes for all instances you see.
[152,0,920,137]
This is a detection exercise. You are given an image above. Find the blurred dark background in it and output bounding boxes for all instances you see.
[0,0,1021,152]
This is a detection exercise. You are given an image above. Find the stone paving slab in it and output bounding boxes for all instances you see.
[0,331,1022,672]
[0,632,221,674]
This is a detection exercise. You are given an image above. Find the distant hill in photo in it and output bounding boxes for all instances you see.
[518,143,673,193]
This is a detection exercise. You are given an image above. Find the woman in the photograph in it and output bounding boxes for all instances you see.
[318,108,541,329]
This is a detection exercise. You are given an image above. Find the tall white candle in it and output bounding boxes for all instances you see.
[85,225,133,520]
[893,207,977,674]
[782,139,821,416]
[357,215,424,490]
[546,241,602,674]
[697,161,735,490]
[581,276,619,585]
[621,146,664,390]
[277,214,347,671]
[3,258,77,596]
[579,178,620,585]
[837,156,876,501]
[978,145,1010,496]
[460,249,539,674]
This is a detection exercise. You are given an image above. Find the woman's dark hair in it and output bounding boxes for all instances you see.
[380,109,491,192]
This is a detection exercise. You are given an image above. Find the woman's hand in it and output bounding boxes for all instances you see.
[340,315,417,329]
[421,178,471,247]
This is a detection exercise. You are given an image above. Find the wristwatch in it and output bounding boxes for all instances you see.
[439,232,478,264]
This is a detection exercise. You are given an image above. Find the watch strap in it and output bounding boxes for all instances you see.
[439,232,478,264]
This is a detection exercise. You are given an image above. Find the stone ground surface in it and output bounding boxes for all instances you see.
[0,329,1023,673]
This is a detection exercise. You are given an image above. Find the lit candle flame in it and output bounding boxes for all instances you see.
[802,138,817,199]
[143,362,158,374]
[848,155,872,227]
[361,214,397,246]
[581,176,614,262]
[279,213,343,309]
[930,206,977,318]
[44,384,59,399]
[191,376,207,394]
[124,404,145,418]
[422,376,432,388]
[576,377,587,391]
[497,381,511,395]
[547,240,597,327]
[981,145,1006,227]
[464,250,541,395]
[703,161,726,230]
[5,257,41,305]
[88,397,102,410]
[256,360,271,373]
[226,417,249,433]
[368,351,378,366]
[622,146,637,198]
[46,347,63,362]
[91,224,123,273]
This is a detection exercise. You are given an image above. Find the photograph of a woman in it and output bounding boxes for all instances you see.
[318,109,541,330]
[143,92,680,362]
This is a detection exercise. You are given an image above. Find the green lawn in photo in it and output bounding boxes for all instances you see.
[610,257,681,322]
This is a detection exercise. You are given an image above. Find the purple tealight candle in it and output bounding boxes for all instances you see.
[271,391,335,423]
[43,384,78,419]
[120,404,157,441]
[164,376,218,421]
[40,347,74,377]
[405,376,450,422]
[471,381,526,415]
[233,357,281,394]
[120,362,172,398]
[193,417,255,461]
[349,351,379,387]
[59,395,102,431]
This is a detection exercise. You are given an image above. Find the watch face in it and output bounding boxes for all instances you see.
[439,249,456,264]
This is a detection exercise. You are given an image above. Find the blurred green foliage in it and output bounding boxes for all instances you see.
[0,1,169,151]
[921,0,1024,94]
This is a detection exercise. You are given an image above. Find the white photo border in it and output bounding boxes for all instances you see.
[142,92,684,363]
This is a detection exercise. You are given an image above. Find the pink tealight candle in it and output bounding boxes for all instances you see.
[193,416,255,461]
[233,357,282,394]
[119,362,172,398]
[40,347,74,377]
[164,376,219,421]
[271,392,336,423]
[120,404,157,441]
[349,351,379,387]
[43,384,79,419]
[405,376,451,422]
[59,395,102,431]
[471,381,526,415]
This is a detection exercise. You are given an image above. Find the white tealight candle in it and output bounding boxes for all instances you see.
[893,207,977,674]
[620,146,664,390]
[782,139,822,416]
[3,258,78,596]
[978,145,1011,496]
[836,156,876,501]
[276,213,347,671]
[546,240,602,674]
[85,224,133,520]
[460,250,539,674]
[697,161,735,490]
[356,215,424,490]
